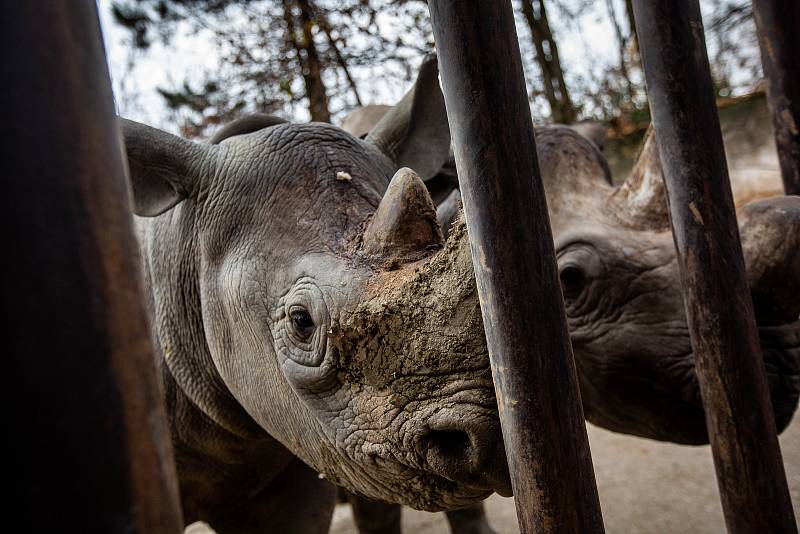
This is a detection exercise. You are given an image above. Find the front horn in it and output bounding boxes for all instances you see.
[363,168,444,261]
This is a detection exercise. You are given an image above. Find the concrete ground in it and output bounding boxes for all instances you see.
[329,415,800,533]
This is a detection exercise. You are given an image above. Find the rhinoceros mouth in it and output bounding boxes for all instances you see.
[360,460,494,511]
[414,476,495,511]
[338,382,507,510]
[672,319,800,443]
[587,317,800,445]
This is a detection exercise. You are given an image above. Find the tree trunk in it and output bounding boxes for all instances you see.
[625,0,638,54]
[282,0,331,122]
[520,0,576,124]
[316,12,363,106]
[606,0,635,103]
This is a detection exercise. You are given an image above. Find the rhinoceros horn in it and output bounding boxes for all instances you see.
[363,167,444,260]
[121,118,216,217]
[608,126,671,230]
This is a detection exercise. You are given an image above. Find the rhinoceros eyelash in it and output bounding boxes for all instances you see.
[289,307,316,339]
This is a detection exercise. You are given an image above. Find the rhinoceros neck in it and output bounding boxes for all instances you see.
[137,207,268,440]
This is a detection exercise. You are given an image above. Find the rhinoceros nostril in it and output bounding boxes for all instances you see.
[416,419,511,496]
[425,429,473,461]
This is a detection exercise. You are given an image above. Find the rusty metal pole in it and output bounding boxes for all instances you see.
[752,0,800,195]
[428,2,604,533]
[3,2,184,532]
[631,1,797,533]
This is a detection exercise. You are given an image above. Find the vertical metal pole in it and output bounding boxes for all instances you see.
[631,1,797,533]
[428,2,604,533]
[752,0,800,195]
[2,2,184,532]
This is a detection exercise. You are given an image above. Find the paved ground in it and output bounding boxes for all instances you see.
[329,415,800,533]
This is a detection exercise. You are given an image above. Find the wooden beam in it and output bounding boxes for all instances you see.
[2,2,184,531]
[428,2,605,532]
[631,1,797,532]
[752,0,800,195]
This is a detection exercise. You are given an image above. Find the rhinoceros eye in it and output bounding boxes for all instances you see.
[290,306,315,337]
[559,265,586,300]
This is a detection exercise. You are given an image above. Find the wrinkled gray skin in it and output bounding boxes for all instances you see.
[124,56,514,533]
[342,96,800,534]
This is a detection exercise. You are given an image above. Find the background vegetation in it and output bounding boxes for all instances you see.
[105,0,761,138]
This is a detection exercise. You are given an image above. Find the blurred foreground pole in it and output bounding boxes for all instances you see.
[631,1,797,532]
[428,2,604,532]
[2,2,184,532]
[752,0,800,195]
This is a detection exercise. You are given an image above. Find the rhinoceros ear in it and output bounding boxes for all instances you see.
[365,54,451,181]
[569,122,607,153]
[121,118,214,217]
[208,113,287,144]
[363,167,444,260]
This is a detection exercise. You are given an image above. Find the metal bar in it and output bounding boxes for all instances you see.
[631,1,797,532]
[752,0,800,195]
[3,2,184,532]
[427,2,604,532]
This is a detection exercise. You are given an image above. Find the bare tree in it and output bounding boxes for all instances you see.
[520,0,576,123]
[282,0,331,122]
[107,0,764,134]
[109,0,429,135]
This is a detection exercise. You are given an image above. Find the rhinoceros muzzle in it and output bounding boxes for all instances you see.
[412,403,512,498]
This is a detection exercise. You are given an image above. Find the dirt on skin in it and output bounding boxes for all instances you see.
[333,215,483,390]
[327,215,497,510]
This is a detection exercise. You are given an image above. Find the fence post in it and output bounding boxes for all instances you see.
[751,0,800,195]
[3,2,184,532]
[427,2,605,532]
[630,1,797,532]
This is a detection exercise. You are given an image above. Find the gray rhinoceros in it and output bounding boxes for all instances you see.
[123,56,512,533]
[339,93,800,534]
[525,125,799,442]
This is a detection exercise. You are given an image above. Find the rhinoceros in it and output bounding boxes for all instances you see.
[124,56,516,533]
[337,90,800,534]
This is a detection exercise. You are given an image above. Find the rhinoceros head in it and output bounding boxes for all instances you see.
[537,125,799,444]
[122,56,509,511]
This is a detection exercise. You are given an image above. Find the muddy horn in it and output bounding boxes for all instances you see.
[363,167,444,260]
